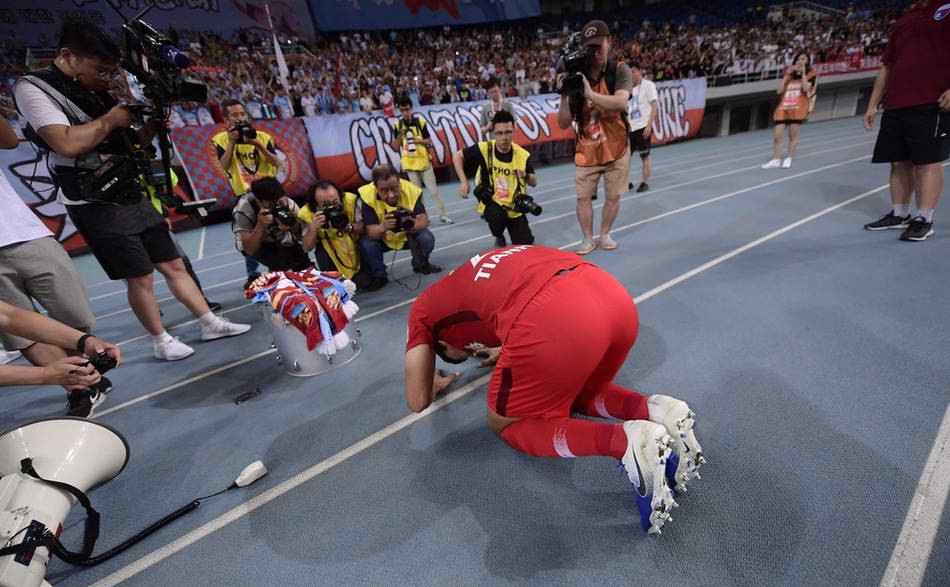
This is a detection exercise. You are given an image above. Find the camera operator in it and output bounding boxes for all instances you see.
[389,96,452,224]
[556,20,633,256]
[12,20,250,363]
[212,99,281,287]
[300,181,376,290]
[0,300,120,417]
[453,110,538,248]
[233,177,312,272]
[358,165,442,290]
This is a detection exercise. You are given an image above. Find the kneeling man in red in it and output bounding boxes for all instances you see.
[404,244,705,534]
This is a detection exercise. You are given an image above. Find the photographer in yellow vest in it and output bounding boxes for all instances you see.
[388,96,452,224]
[143,162,221,312]
[300,180,376,291]
[358,165,442,291]
[453,110,538,247]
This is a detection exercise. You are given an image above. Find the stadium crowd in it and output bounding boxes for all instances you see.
[1,1,907,124]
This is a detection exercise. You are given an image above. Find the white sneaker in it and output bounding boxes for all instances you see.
[761,159,781,169]
[781,157,792,169]
[576,239,596,255]
[648,395,705,493]
[201,316,252,341]
[621,420,678,534]
[440,215,454,224]
[154,337,195,361]
[599,234,618,250]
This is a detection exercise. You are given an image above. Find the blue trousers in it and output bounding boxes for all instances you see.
[358,229,435,279]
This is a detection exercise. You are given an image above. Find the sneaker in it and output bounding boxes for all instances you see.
[205,299,223,313]
[576,239,596,256]
[781,157,792,169]
[364,276,388,292]
[494,235,507,248]
[636,182,649,193]
[900,216,934,242]
[647,395,705,493]
[154,337,195,361]
[628,182,634,191]
[440,215,454,224]
[621,420,678,534]
[599,234,618,251]
[864,211,911,231]
[66,386,106,418]
[0,350,21,365]
[761,159,781,169]
[201,317,252,341]
[95,376,113,395]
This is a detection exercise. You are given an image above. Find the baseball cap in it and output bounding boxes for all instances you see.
[580,20,610,46]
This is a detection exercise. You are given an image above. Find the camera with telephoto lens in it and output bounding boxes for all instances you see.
[390,207,416,233]
[270,203,297,227]
[513,193,543,216]
[234,122,258,143]
[320,203,350,232]
[558,32,596,97]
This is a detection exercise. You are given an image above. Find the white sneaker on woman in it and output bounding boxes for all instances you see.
[154,337,195,361]
[761,159,781,169]
[781,157,792,168]
[201,316,252,341]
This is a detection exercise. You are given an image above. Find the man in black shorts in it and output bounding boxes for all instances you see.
[863,0,950,242]
[14,20,251,362]
[626,64,658,193]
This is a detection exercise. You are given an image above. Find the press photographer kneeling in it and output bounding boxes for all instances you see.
[233,177,312,272]
[358,165,442,290]
[453,110,540,248]
[300,181,375,290]
[12,20,250,362]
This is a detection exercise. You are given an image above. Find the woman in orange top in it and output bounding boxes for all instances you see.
[764,51,818,169]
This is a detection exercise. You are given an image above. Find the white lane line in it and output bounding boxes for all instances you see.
[881,402,950,587]
[89,176,890,587]
[82,126,867,292]
[196,227,207,261]
[98,152,872,416]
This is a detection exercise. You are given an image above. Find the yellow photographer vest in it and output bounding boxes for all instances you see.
[298,192,360,278]
[357,179,423,251]
[474,141,530,219]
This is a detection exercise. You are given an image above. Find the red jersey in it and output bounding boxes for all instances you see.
[882,1,950,110]
[406,245,590,352]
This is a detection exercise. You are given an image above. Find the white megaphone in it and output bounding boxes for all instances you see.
[0,417,128,587]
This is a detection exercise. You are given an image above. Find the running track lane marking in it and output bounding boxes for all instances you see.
[88,181,896,587]
[89,142,874,322]
[880,402,950,587]
[79,124,871,291]
[96,153,875,418]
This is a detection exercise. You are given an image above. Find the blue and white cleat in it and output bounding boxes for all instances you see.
[648,395,706,493]
[621,420,678,535]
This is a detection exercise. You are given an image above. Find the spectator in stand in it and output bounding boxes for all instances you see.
[763,51,817,170]
[301,89,318,117]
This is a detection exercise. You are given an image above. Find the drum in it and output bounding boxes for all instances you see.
[262,306,362,377]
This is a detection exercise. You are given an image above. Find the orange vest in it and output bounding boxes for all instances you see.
[574,73,629,167]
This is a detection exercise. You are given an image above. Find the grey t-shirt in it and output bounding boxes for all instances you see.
[232,194,303,251]
[479,99,515,139]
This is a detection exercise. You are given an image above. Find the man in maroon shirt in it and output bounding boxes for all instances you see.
[404,245,705,534]
[863,0,950,241]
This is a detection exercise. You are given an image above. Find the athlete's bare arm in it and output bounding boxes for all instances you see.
[405,345,458,412]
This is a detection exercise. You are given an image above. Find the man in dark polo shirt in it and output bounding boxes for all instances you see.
[863,0,950,241]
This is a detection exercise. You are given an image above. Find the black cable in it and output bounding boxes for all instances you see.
[387,246,422,291]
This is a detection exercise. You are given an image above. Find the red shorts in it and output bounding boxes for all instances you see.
[487,264,639,418]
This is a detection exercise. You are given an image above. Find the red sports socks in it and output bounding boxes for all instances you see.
[500,417,627,459]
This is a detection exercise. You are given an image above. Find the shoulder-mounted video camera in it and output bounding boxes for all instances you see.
[558,32,596,98]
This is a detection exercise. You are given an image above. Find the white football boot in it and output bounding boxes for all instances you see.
[647,395,705,493]
[621,420,678,534]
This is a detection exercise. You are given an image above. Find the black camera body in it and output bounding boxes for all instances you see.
[270,203,297,227]
[390,207,416,233]
[473,181,494,204]
[235,122,258,143]
[559,32,596,97]
[122,19,207,104]
[513,193,543,216]
[320,203,350,232]
[79,150,149,205]
[83,351,117,376]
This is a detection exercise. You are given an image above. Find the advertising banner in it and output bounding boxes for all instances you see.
[304,78,707,190]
